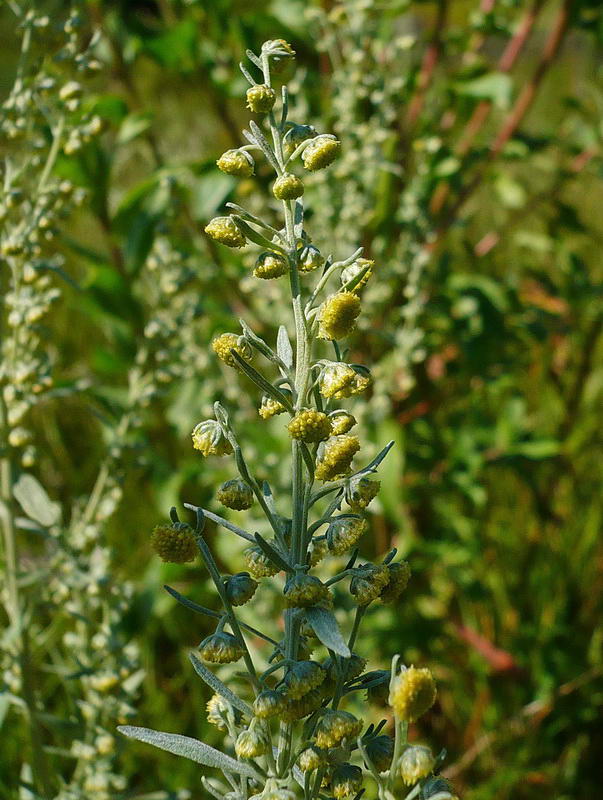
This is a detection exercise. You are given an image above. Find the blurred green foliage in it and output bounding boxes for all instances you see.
[1,1,603,798]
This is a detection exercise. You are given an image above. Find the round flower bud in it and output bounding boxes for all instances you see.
[302,136,340,171]
[282,660,325,700]
[244,544,279,578]
[364,734,394,773]
[217,478,254,510]
[297,244,324,273]
[315,435,360,482]
[253,688,287,719]
[332,763,362,799]
[198,631,244,664]
[206,693,242,730]
[318,291,361,340]
[326,516,367,556]
[389,666,437,723]
[399,745,435,785]
[235,727,269,759]
[262,39,296,58]
[309,538,329,566]
[345,477,380,512]
[318,362,368,400]
[329,411,357,436]
[365,670,391,706]
[258,394,287,418]
[225,572,258,606]
[283,574,328,608]
[282,688,323,722]
[216,149,254,177]
[298,745,327,772]
[212,332,253,368]
[150,523,196,564]
[192,420,233,457]
[284,123,316,157]
[287,409,332,443]
[379,561,411,604]
[204,216,246,248]
[323,653,366,684]
[350,564,390,606]
[246,84,276,113]
[254,251,288,280]
[341,257,374,290]
[315,710,362,749]
[273,173,304,200]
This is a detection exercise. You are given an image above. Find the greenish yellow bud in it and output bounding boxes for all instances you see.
[389,666,437,723]
[258,393,288,418]
[254,251,288,279]
[225,572,258,606]
[315,710,362,749]
[341,257,374,290]
[284,123,316,157]
[350,563,390,606]
[261,39,296,58]
[319,361,368,399]
[216,148,254,177]
[150,523,196,564]
[302,136,340,171]
[246,84,276,113]
[287,409,332,443]
[365,670,391,706]
[244,544,279,578]
[206,693,242,730]
[282,688,323,722]
[332,763,362,799]
[318,292,361,340]
[205,216,246,248]
[297,243,324,273]
[315,435,360,482]
[345,476,380,512]
[192,420,233,457]
[283,574,329,608]
[273,173,304,200]
[235,726,269,759]
[253,688,287,719]
[309,538,329,566]
[217,478,254,510]
[364,734,394,773]
[323,653,366,684]
[211,332,252,368]
[282,660,325,700]
[198,631,244,664]
[379,561,411,604]
[329,410,357,436]
[298,745,327,772]
[399,745,435,785]
[326,515,367,556]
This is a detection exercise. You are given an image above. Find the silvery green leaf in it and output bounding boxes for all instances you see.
[239,319,276,362]
[245,49,263,69]
[305,607,351,657]
[239,61,257,86]
[254,533,292,572]
[233,217,286,254]
[355,440,395,476]
[12,474,60,527]
[226,203,280,236]
[229,351,294,412]
[118,726,261,780]
[189,652,253,717]
[249,121,281,173]
[294,198,304,237]
[277,326,293,369]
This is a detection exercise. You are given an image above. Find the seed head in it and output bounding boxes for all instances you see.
[302,136,340,171]
[350,563,390,606]
[399,745,435,785]
[204,216,246,248]
[345,477,380,512]
[216,148,254,177]
[309,538,329,566]
[273,173,304,200]
[318,292,361,340]
[314,710,362,749]
[332,763,362,799]
[244,544,279,578]
[198,631,244,664]
[253,688,287,719]
[254,251,288,279]
[282,660,325,700]
[364,734,394,773]
[192,420,233,457]
[283,574,329,608]
[287,409,332,443]
[329,410,357,435]
[217,478,254,510]
[298,745,327,772]
[235,727,269,759]
[246,84,276,113]
[150,523,196,564]
[389,666,437,722]
[326,516,367,555]
[212,332,252,368]
[315,435,360,481]
[225,572,258,606]
[379,561,411,604]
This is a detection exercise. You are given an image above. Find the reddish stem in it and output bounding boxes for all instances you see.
[405,0,449,128]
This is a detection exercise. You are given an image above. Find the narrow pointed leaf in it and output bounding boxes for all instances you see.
[189,652,253,717]
[305,607,351,657]
[13,474,60,527]
[230,351,294,412]
[234,217,286,253]
[254,533,292,572]
[249,120,281,173]
[277,326,293,369]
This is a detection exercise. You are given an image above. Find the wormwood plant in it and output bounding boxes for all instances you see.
[120,40,457,800]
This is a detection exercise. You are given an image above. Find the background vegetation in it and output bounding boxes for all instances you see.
[1,1,602,799]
